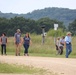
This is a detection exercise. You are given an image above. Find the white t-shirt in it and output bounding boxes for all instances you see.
[65,36,71,44]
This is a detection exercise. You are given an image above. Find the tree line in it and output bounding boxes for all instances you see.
[0,7,76,26]
[0,16,76,36]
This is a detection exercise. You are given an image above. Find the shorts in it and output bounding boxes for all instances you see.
[15,41,20,45]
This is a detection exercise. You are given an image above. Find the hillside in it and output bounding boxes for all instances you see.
[0,7,76,26]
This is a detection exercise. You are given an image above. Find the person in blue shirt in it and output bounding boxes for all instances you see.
[65,32,72,58]
[14,29,22,56]
[23,33,31,56]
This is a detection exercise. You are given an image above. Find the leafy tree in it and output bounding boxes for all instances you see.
[0,7,76,26]
[0,17,9,36]
[0,17,66,36]
[68,19,76,35]
[37,17,65,32]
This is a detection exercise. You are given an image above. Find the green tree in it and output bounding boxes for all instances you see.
[37,17,65,32]
[0,17,66,36]
[0,17,9,35]
[68,19,76,35]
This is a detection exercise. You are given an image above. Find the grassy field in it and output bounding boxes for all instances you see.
[1,34,76,58]
[0,34,76,74]
[0,63,54,75]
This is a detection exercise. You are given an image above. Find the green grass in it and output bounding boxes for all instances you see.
[0,63,47,75]
[0,63,57,75]
[0,35,76,58]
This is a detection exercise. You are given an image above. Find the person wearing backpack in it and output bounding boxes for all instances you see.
[0,33,7,55]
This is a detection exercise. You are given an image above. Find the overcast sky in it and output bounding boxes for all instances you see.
[0,0,76,14]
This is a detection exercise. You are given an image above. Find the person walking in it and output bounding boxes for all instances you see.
[14,29,22,56]
[0,33,7,55]
[59,36,65,55]
[23,33,31,56]
[65,32,72,58]
[55,37,61,55]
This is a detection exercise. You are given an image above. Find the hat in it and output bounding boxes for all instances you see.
[17,29,21,32]
[66,32,72,35]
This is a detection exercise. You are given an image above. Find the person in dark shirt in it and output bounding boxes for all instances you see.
[23,33,31,56]
[0,33,7,55]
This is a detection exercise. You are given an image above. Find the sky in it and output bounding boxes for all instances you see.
[0,0,76,14]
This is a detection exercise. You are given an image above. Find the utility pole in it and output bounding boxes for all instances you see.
[41,25,45,44]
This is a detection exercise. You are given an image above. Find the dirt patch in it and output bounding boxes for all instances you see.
[0,55,76,75]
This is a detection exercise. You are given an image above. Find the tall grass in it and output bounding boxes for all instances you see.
[30,35,56,54]
[1,34,76,58]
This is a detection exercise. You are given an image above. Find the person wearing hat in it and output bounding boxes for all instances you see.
[65,32,72,58]
[14,29,22,56]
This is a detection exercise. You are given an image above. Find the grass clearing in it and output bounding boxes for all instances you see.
[0,34,76,58]
[0,63,56,75]
[0,34,75,75]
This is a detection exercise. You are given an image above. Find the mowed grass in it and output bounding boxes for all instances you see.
[1,34,76,58]
[0,63,52,75]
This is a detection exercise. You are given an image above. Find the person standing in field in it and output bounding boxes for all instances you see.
[14,29,22,56]
[0,33,7,55]
[23,33,31,56]
[65,32,72,58]
[59,36,65,55]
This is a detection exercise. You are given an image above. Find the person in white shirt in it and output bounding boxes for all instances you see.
[65,32,72,58]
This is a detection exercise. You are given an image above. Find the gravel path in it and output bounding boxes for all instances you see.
[0,55,76,75]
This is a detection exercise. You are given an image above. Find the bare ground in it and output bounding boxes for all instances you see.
[0,55,76,75]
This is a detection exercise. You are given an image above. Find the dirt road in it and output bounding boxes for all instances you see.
[0,55,76,75]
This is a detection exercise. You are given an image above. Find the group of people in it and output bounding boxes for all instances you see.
[55,36,65,55]
[0,28,72,58]
[0,29,31,56]
[56,32,72,58]
[14,29,31,56]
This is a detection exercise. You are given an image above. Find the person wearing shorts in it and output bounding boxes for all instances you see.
[14,29,22,56]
